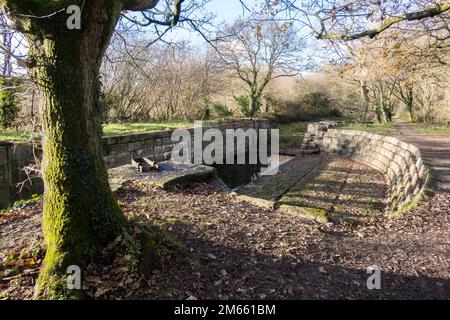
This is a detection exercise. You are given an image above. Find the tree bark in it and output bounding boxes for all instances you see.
[19,1,127,298]
[248,94,256,116]
[0,0,165,299]
[360,82,370,121]
[247,87,261,117]
[404,87,414,121]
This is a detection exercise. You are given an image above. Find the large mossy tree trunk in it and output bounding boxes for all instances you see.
[36,1,126,298]
[2,0,126,298]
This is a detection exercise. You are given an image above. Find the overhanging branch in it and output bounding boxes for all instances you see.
[122,0,184,27]
[319,2,450,41]
[123,0,160,11]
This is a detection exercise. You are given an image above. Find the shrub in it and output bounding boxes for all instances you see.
[234,95,253,117]
[211,103,233,118]
[0,77,22,129]
[196,102,234,120]
[197,104,211,120]
[266,91,340,123]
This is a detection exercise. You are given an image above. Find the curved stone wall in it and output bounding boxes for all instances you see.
[302,123,429,211]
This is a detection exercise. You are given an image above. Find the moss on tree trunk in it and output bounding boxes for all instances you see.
[1,0,167,299]
[0,0,128,298]
[35,36,125,298]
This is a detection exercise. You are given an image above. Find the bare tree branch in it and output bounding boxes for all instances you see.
[318,2,450,41]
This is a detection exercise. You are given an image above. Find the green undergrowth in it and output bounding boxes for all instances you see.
[102,121,197,136]
[0,130,40,143]
[277,122,309,149]
[0,194,41,215]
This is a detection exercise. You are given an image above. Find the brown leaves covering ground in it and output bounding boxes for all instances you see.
[115,179,449,300]
[0,203,44,299]
[1,164,449,300]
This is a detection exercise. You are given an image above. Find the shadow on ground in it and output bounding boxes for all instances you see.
[142,217,449,300]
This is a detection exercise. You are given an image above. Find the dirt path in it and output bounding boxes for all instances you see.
[396,123,450,192]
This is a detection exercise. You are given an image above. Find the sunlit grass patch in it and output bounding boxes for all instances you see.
[337,123,398,135]
[0,130,39,142]
[411,124,450,136]
[277,121,309,149]
[102,121,196,136]
[1,120,221,142]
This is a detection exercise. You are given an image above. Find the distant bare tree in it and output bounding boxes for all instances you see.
[102,42,226,121]
[216,17,307,116]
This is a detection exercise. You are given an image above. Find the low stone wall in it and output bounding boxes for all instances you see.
[102,119,270,168]
[302,123,429,211]
[0,146,9,208]
[0,119,270,208]
[0,142,44,209]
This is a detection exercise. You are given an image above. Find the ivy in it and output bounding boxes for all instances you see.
[0,77,22,129]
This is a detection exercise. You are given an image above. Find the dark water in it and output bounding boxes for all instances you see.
[213,163,263,189]
[213,155,295,189]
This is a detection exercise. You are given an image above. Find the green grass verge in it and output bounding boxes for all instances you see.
[0,121,214,142]
[102,121,198,136]
[0,194,41,215]
[0,130,39,142]
[277,118,360,149]
[410,124,450,136]
[277,122,309,149]
[336,123,398,135]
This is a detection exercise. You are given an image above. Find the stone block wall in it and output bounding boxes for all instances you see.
[0,119,270,208]
[0,145,10,208]
[0,142,44,209]
[302,123,429,211]
[102,119,271,168]
[301,122,336,154]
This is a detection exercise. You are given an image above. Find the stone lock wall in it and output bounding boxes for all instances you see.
[0,145,10,208]
[302,123,429,211]
[0,142,44,209]
[0,119,270,208]
[102,119,270,168]
[301,122,335,154]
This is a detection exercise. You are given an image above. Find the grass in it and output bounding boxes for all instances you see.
[337,122,449,136]
[277,122,309,149]
[0,130,40,143]
[0,194,41,215]
[336,122,398,135]
[102,121,198,136]
[276,117,357,150]
[0,121,213,142]
[410,124,450,136]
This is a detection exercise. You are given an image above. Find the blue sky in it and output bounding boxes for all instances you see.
[164,0,258,45]
[205,0,256,23]
[159,0,324,71]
